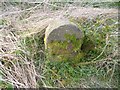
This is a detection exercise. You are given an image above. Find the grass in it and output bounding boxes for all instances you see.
[0,1,119,88]
[14,15,118,88]
[42,16,118,87]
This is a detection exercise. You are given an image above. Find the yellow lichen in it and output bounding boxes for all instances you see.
[46,34,84,62]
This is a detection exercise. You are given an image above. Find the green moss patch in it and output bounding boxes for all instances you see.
[46,34,84,63]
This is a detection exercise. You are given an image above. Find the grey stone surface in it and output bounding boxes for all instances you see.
[45,19,84,49]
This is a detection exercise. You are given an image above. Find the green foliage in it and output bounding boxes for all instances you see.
[1,1,118,88]
[0,71,13,90]
[0,82,13,90]
[64,34,83,51]
[43,61,113,87]
[43,16,118,87]
[13,32,45,78]
[48,2,119,9]
[47,34,84,62]
[20,32,45,59]
[0,19,7,25]
[92,2,119,8]
[19,14,118,87]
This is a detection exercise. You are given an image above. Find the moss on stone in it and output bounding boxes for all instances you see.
[46,34,84,62]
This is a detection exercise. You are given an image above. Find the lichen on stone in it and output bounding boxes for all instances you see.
[47,34,84,62]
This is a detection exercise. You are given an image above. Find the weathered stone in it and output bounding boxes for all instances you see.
[44,19,84,62]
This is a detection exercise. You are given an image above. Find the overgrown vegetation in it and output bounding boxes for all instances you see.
[14,15,118,88]
[46,16,118,87]
[0,1,119,88]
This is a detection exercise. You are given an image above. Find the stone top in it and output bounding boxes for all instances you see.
[44,19,84,49]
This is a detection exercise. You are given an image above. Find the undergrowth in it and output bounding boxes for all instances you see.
[0,2,119,88]
[16,15,118,88]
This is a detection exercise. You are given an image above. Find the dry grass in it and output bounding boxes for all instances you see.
[0,1,119,88]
